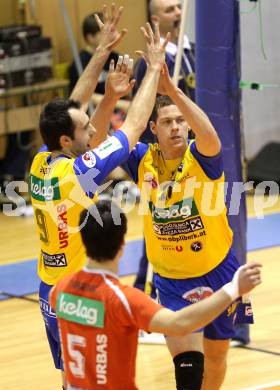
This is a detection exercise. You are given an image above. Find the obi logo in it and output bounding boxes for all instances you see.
[183,286,213,303]
[57,292,104,328]
[29,174,61,201]
[149,198,198,224]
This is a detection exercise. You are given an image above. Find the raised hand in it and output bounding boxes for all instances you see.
[136,22,170,69]
[95,3,127,51]
[105,54,136,99]
[157,63,174,95]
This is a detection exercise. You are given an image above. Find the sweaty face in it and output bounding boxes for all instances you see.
[151,105,188,158]
[69,108,95,157]
[153,0,182,38]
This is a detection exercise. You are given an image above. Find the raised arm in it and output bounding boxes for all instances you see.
[89,54,135,149]
[149,262,262,335]
[70,3,127,111]
[120,23,170,150]
[158,63,221,156]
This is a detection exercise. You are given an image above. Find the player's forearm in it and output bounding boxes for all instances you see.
[89,94,119,148]
[121,65,161,150]
[168,86,221,155]
[70,47,110,109]
[171,289,232,335]
[148,289,232,336]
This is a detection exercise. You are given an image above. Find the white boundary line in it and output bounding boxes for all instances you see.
[243,381,280,390]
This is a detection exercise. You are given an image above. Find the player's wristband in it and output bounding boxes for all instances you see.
[222,266,244,301]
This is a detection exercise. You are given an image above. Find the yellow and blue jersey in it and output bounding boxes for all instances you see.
[30,130,129,285]
[124,140,233,279]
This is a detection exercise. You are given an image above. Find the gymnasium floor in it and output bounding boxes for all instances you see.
[0,193,279,389]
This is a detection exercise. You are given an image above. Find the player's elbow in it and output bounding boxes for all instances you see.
[149,308,195,336]
[165,318,194,336]
[122,121,146,137]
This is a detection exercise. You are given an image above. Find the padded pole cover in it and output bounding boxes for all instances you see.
[196,0,249,343]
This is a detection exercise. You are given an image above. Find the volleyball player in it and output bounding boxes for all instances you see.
[49,200,261,390]
[30,10,169,387]
[123,64,254,390]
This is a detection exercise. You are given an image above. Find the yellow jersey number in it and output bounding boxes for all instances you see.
[35,208,49,244]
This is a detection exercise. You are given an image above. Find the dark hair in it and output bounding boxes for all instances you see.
[79,200,127,262]
[151,95,175,122]
[82,12,103,40]
[39,98,81,151]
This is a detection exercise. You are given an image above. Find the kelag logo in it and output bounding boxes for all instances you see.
[29,174,61,201]
[149,198,198,223]
[56,292,104,328]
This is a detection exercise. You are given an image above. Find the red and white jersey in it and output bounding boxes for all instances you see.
[49,267,162,390]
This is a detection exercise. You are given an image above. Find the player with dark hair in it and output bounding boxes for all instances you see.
[29,6,169,386]
[49,199,262,390]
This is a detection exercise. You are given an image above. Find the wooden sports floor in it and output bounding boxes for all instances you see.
[0,194,279,390]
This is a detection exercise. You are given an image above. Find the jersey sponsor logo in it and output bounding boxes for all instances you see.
[96,334,108,384]
[161,244,184,252]
[81,151,96,168]
[39,165,51,175]
[94,136,122,159]
[162,244,176,252]
[149,198,198,224]
[30,174,61,201]
[153,216,204,236]
[56,292,105,328]
[182,286,213,303]
[157,230,207,243]
[190,241,203,252]
[42,251,67,267]
[57,204,69,249]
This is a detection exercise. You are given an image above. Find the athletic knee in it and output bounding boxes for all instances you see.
[173,351,204,390]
